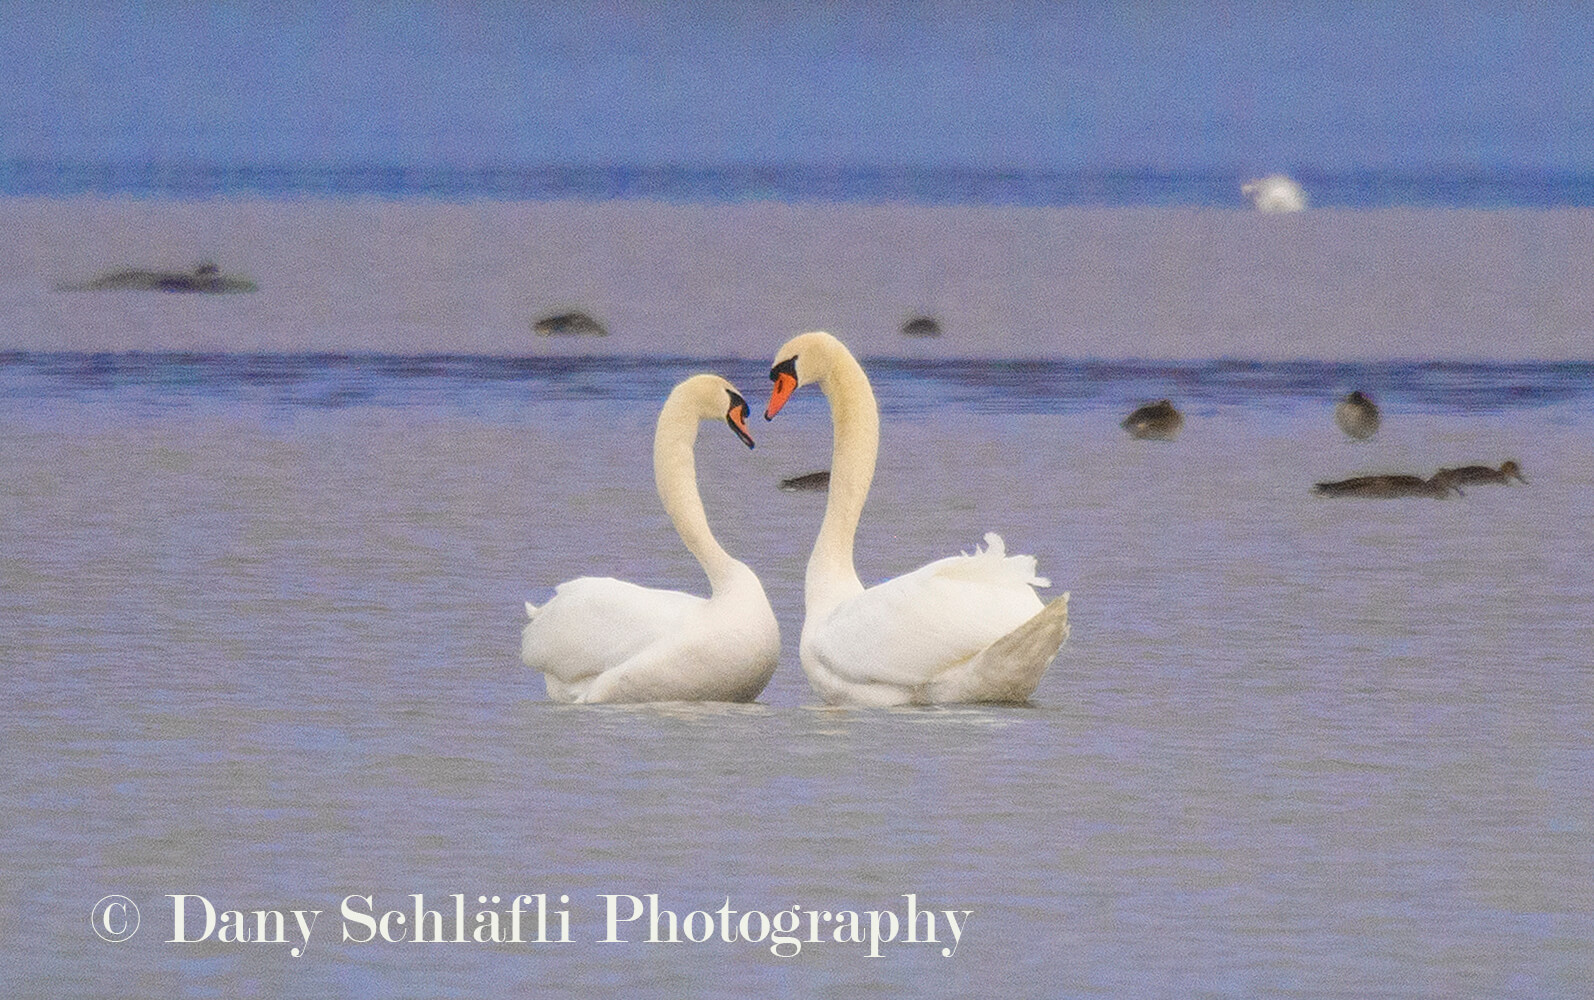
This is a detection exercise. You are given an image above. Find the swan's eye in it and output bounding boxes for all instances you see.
[769,357,797,382]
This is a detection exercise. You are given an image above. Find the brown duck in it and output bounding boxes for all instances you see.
[1313,474,1460,498]
[1334,390,1381,440]
[1432,461,1527,486]
[1122,399,1184,441]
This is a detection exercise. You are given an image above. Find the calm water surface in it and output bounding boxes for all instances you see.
[2,356,1591,997]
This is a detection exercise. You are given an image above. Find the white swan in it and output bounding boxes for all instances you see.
[764,331,1069,706]
[521,374,780,703]
[1241,173,1307,213]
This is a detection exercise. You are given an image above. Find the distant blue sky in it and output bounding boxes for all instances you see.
[3,2,1592,174]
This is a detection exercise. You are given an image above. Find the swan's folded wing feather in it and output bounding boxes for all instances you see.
[808,534,1047,689]
[521,576,702,684]
[931,532,1050,588]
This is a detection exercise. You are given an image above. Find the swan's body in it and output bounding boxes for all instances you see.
[1241,174,1307,213]
[521,375,779,703]
[1335,390,1381,440]
[765,331,1069,706]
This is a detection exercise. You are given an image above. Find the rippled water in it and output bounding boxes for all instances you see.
[3,356,1592,997]
[9,161,1594,208]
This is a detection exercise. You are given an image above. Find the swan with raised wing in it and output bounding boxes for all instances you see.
[764,331,1069,706]
[521,375,779,703]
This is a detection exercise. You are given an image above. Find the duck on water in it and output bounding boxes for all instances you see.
[1315,461,1528,498]
[1122,400,1184,441]
[534,311,608,337]
[1313,474,1461,499]
[1433,461,1527,486]
[779,471,830,492]
[1334,390,1381,440]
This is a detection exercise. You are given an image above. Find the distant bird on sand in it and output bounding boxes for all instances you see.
[60,261,257,293]
[779,471,830,492]
[1433,461,1527,487]
[534,311,608,337]
[1313,474,1459,499]
[1241,174,1307,213]
[1122,400,1184,441]
[1334,390,1381,440]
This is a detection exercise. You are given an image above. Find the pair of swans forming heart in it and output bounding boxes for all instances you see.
[520,332,1069,706]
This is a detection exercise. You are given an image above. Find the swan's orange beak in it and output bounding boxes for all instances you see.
[766,357,799,420]
[726,392,755,449]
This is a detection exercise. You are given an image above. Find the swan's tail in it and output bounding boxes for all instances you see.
[928,593,1070,704]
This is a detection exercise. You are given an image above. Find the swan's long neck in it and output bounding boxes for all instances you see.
[654,400,740,594]
[807,348,878,619]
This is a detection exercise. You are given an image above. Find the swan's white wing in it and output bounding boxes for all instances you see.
[807,534,1048,689]
[521,576,702,685]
